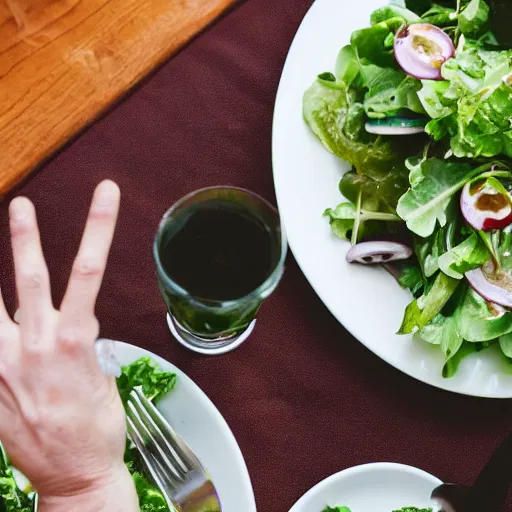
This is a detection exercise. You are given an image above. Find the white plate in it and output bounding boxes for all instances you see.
[113,340,256,512]
[289,463,442,512]
[272,0,512,398]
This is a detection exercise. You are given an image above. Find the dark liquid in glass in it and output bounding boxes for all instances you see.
[159,201,274,301]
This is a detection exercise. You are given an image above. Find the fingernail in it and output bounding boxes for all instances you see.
[95,181,119,206]
[9,197,31,221]
[14,309,20,323]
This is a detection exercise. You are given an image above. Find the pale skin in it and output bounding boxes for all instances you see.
[0,181,139,511]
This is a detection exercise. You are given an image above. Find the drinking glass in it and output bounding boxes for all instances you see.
[153,187,287,354]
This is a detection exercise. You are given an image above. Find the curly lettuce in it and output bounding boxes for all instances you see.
[418,45,512,158]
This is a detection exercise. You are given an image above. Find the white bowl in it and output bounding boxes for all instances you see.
[289,462,442,512]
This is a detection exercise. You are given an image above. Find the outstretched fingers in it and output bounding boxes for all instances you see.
[9,197,53,339]
[59,181,120,342]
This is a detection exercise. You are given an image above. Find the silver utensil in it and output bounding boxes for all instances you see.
[126,386,222,512]
[431,431,512,512]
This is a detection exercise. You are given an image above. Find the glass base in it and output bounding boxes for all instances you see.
[166,313,256,355]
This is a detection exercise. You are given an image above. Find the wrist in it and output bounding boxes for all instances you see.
[38,465,139,512]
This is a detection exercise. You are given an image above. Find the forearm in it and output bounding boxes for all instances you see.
[38,467,139,512]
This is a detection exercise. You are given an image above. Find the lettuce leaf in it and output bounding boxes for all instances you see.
[459,0,490,36]
[397,159,478,237]
[0,442,33,511]
[499,332,512,357]
[420,312,463,358]
[458,287,512,341]
[364,71,426,119]
[399,272,460,334]
[438,231,490,278]
[370,5,421,25]
[117,358,177,512]
[304,78,415,213]
[117,357,176,404]
[418,46,512,158]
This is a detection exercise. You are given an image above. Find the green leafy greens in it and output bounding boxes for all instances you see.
[118,358,177,512]
[305,0,512,377]
[0,444,33,512]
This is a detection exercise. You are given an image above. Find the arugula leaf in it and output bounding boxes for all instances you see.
[322,507,352,512]
[438,232,490,278]
[117,357,176,404]
[397,159,480,237]
[399,272,460,334]
[459,0,490,37]
[458,287,512,341]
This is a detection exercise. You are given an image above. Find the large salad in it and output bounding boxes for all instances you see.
[304,0,512,377]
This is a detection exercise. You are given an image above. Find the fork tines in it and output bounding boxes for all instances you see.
[126,386,222,512]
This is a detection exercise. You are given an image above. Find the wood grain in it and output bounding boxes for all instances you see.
[0,0,235,198]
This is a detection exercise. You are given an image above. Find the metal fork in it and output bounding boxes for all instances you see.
[126,386,222,512]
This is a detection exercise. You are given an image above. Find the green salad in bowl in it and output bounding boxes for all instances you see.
[304,0,512,377]
[0,358,176,512]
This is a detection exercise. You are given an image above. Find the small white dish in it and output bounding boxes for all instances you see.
[289,462,442,512]
[111,340,257,512]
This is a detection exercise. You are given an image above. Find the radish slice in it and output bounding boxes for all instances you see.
[466,266,512,308]
[394,23,455,80]
[346,241,412,264]
[460,180,512,231]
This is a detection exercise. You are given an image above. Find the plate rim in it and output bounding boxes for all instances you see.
[113,340,257,511]
[288,462,443,512]
[271,0,512,399]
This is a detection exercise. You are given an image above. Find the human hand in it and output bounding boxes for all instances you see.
[0,181,138,511]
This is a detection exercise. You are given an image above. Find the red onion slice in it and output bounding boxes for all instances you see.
[346,241,413,265]
[466,268,512,308]
[460,180,512,231]
[394,24,455,80]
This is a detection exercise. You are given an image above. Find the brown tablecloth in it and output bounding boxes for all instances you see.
[1,0,511,510]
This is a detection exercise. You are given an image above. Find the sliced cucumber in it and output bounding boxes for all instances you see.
[365,117,426,135]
